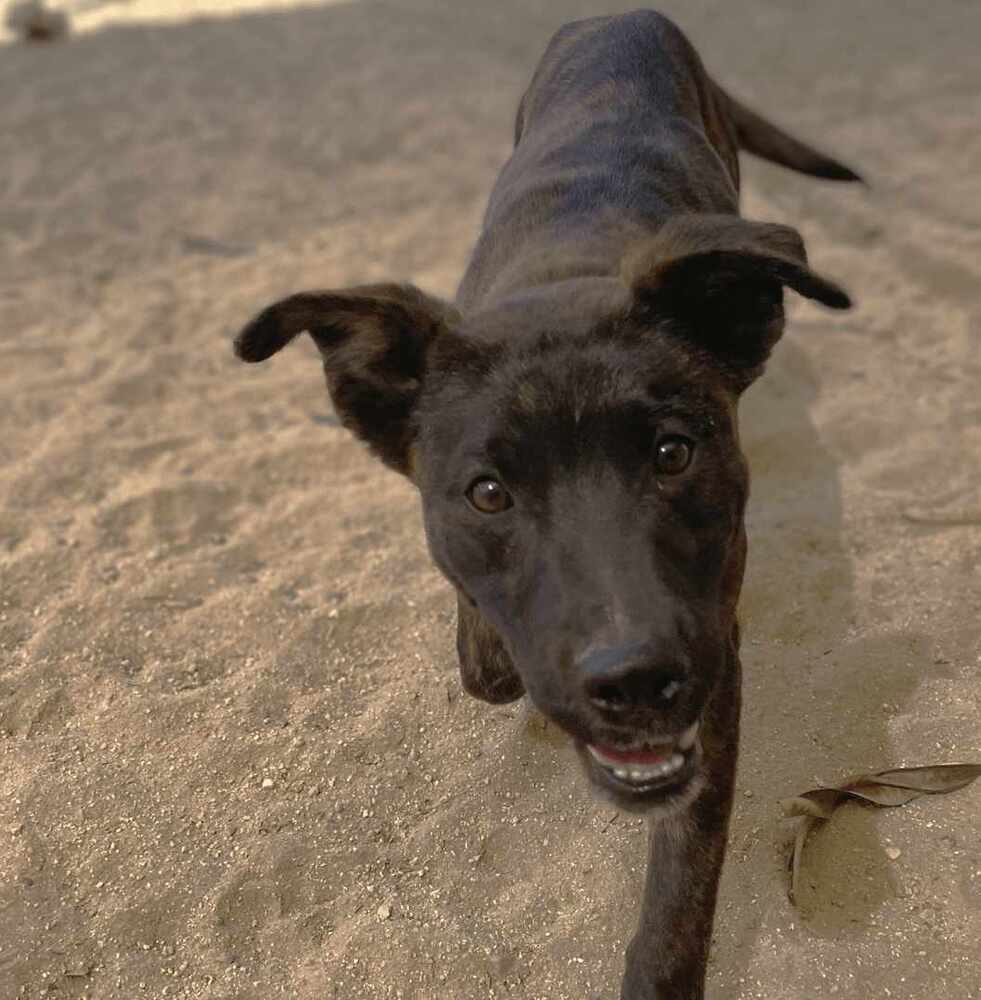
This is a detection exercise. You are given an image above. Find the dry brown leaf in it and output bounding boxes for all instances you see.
[781,763,981,904]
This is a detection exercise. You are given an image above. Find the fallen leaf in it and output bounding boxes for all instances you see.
[781,763,981,904]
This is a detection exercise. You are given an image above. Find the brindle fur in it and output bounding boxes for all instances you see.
[234,11,859,998]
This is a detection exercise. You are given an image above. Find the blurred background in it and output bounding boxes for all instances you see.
[1,2,979,998]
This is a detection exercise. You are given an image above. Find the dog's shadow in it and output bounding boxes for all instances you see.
[708,329,943,986]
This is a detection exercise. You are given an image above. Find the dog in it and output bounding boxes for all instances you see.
[234,10,859,998]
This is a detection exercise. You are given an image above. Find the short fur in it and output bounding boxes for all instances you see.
[234,10,859,998]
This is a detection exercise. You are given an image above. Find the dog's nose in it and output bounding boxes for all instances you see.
[580,644,687,714]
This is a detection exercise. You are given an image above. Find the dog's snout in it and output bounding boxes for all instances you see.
[580,645,687,715]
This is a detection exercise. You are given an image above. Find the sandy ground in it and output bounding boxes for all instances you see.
[1,1,980,998]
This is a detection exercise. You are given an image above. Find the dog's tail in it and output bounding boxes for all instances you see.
[718,85,862,183]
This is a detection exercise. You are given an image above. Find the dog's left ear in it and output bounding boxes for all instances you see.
[234,283,462,476]
[624,214,850,379]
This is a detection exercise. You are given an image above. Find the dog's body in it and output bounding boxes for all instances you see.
[235,11,859,998]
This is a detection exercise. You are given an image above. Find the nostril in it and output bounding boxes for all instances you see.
[589,680,626,710]
[585,665,685,713]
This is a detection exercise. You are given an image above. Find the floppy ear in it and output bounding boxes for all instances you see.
[234,283,460,476]
[623,214,851,379]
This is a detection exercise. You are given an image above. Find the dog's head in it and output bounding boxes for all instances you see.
[235,215,849,811]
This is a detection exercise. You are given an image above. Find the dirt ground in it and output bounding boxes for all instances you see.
[1,1,979,998]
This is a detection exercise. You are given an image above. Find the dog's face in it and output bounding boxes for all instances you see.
[235,215,849,812]
[416,294,749,810]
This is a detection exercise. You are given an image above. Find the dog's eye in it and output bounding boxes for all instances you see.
[467,477,513,514]
[654,436,693,475]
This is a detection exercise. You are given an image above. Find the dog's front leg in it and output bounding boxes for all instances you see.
[455,594,525,704]
[620,678,739,999]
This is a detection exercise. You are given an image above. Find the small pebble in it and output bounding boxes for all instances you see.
[885,846,902,860]
[377,902,392,921]
[261,777,274,790]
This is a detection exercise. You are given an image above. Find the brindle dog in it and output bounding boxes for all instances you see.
[234,10,859,998]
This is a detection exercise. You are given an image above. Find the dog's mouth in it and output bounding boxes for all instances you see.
[581,719,701,803]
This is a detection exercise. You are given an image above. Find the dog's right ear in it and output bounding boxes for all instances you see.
[234,283,463,476]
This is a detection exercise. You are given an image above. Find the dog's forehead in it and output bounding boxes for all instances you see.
[489,337,731,444]
[424,327,733,480]
[422,281,736,476]
[499,335,695,399]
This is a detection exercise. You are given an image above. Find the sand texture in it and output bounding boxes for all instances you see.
[1,1,979,997]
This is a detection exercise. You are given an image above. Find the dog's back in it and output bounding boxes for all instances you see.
[460,12,737,308]
[459,10,857,310]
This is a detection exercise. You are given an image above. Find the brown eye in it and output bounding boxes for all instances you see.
[467,478,513,514]
[654,436,693,475]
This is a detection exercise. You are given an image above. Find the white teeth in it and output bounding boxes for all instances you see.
[678,721,700,751]
[587,720,700,787]
[601,752,686,786]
